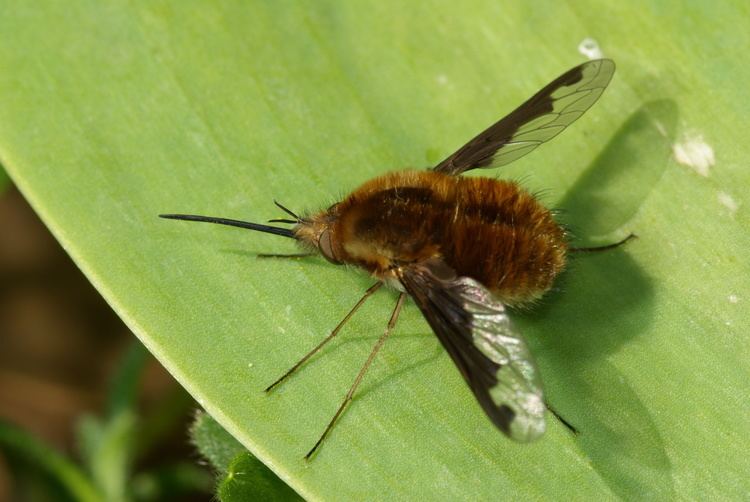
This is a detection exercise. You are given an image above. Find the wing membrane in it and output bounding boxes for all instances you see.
[434,59,615,175]
[399,260,545,441]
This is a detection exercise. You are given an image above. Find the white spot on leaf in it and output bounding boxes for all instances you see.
[728,294,739,304]
[578,38,604,59]
[436,74,449,86]
[717,191,739,217]
[672,133,715,176]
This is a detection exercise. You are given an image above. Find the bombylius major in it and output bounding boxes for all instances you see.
[161,59,633,459]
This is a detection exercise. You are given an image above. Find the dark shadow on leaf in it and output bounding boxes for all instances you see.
[262,332,438,399]
[523,248,648,361]
[353,337,443,402]
[222,248,331,271]
[550,363,675,500]
[560,99,677,241]
[514,100,678,499]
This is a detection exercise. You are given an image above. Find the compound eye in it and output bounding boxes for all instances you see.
[318,229,341,264]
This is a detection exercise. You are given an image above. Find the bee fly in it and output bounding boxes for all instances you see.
[161,59,633,459]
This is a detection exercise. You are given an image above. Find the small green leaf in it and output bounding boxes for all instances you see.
[130,462,212,501]
[76,412,137,502]
[106,341,149,418]
[192,412,299,500]
[219,452,302,502]
[0,419,100,502]
[190,411,246,474]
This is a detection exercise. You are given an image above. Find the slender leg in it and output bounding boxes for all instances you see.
[305,292,407,460]
[265,282,383,392]
[570,233,637,253]
[256,252,315,259]
[545,401,578,435]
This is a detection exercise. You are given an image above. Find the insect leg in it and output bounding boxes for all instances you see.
[273,199,302,221]
[545,401,579,436]
[305,292,407,460]
[265,282,383,392]
[569,233,637,253]
[256,252,316,259]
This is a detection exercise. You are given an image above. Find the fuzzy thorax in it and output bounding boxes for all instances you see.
[292,170,567,307]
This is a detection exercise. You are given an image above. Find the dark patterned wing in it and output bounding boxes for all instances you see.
[434,59,615,175]
[399,259,545,441]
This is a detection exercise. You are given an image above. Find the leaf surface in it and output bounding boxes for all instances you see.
[0,2,747,499]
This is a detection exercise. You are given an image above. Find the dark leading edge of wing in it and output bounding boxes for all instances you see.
[398,259,545,442]
[434,59,615,176]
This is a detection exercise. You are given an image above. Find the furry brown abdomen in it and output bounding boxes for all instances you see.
[333,170,567,306]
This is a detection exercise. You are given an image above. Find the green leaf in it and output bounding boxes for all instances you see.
[130,462,212,501]
[192,411,299,501]
[190,411,246,474]
[0,1,748,499]
[76,342,148,502]
[0,420,100,502]
[219,452,302,502]
[77,412,137,502]
[106,341,149,418]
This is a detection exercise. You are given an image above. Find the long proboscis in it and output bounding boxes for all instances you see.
[159,214,296,238]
